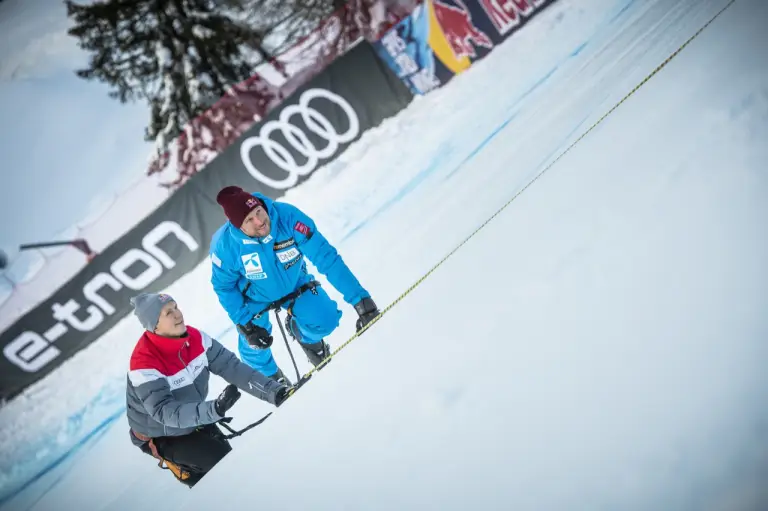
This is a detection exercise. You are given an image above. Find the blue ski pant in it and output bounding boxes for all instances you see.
[236,284,342,377]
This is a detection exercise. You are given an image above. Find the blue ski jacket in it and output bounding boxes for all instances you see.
[209,192,370,326]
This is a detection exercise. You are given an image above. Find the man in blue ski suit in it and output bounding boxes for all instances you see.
[209,186,381,383]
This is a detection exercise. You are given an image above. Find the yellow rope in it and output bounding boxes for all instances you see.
[301,0,738,382]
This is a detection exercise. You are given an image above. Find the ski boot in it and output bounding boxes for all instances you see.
[285,314,332,371]
[300,340,332,371]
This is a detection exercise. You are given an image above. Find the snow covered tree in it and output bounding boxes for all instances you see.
[67,0,421,190]
[65,0,278,151]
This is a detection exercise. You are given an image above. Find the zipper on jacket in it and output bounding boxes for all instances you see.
[178,340,204,401]
[177,341,188,368]
[271,222,291,294]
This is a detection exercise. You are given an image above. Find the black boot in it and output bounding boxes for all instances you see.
[301,340,332,370]
[286,314,331,370]
[285,314,302,342]
[267,367,292,386]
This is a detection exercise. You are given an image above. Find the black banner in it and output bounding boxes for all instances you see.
[0,42,413,402]
[188,40,414,199]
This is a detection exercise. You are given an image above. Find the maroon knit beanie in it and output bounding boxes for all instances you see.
[216,186,265,227]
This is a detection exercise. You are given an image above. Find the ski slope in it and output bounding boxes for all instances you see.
[2,0,768,509]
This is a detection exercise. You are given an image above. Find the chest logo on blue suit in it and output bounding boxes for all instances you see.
[276,247,300,264]
[241,253,268,280]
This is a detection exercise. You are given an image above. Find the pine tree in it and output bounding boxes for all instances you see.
[66,0,419,190]
[66,0,275,151]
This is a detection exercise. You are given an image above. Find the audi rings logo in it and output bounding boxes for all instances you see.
[240,89,360,190]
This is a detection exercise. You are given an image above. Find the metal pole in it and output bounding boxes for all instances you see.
[273,309,302,384]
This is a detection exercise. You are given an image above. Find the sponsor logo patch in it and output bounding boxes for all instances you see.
[273,238,295,251]
[241,253,263,276]
[276,247,301,264]
[284,258,302,270]
[294,221,311,235]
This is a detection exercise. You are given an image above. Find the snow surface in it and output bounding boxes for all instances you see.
[2,0,768,509]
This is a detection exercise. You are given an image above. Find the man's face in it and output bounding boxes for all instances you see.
[154,301,186,337]
[241,205,271,238]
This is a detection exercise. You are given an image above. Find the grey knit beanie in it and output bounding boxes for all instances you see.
[130,292,175,331]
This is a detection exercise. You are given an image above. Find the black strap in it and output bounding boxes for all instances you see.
[253,280,321,319]
[219,412,273,439]
[216,372,313,440]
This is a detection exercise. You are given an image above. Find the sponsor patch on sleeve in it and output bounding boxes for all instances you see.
[294,221,311,236]
[211,253,222,268]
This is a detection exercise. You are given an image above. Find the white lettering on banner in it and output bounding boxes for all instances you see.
[52,300,104,332]
[276,247,300,264]
[240,89,360,190]
[411,70,442,93]
[382,30,406,55]
[111,249,164,289]
[4,221,200,373]
[3,332,61,373]
[142,221,199,269]
[478,0,546,36]
[395,53,419,75]
[379,17,440,94]
[43,323,67,342]
[83,274,122,315]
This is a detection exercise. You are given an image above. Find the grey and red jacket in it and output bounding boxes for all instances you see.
[126,325,282,446]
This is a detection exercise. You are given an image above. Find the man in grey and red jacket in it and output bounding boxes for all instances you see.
[125,292,292,486]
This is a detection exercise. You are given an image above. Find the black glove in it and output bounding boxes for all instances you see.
[214,384,241,417]
[237,323,273,349]
[354,297,380,332]
[274,385,295,408]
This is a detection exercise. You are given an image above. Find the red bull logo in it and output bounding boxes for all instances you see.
[432,0,493,59]
[478,0,549,36]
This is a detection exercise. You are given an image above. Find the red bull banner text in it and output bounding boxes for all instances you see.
[372,0,556,94]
